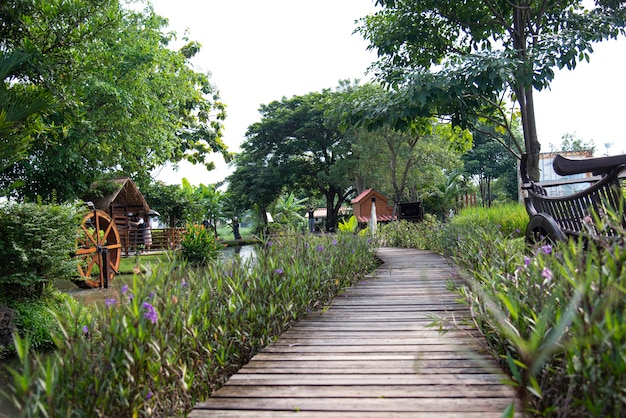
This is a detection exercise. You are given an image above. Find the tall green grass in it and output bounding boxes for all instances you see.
[5,234,377,417]
[378,204,626,416]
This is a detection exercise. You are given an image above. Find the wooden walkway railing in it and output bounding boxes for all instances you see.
[189,247,521,417]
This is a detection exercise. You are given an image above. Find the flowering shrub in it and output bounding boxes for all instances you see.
[7,234,376,416]
[180,223,222,265]
[379,204,626,416]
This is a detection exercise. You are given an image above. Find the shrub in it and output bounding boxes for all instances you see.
[1,286,92,358]
[6,234,377,416]
[0,202,82,300]
[180,223,222,265]
[434,209,626,416]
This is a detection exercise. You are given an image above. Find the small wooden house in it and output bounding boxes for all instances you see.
[87,178,151,232]
[351,189,395,223]
[84,178,174,255]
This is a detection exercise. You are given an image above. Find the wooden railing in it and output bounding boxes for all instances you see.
[118,227,185,256]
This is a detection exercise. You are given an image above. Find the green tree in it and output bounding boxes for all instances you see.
[463,126,519,206]
[549,132,597,154]
[356,1,626,180]
[0,0,229,201]
[230,89,356,232]
[193,183,226,238]
[142,181,189,228]
[271,193,308,231]
[0,51,55,175]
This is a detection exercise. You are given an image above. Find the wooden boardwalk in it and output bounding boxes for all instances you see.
[189,248,521,417]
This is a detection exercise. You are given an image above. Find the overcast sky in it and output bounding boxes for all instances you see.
[150,0,626,186]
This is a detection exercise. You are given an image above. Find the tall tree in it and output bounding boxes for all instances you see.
[357,1,626,180]
[0,0,229,201]
[463,126,518,206]
[229,89,356,232]
[339,82,470,214]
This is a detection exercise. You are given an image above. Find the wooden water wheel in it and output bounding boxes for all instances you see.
[75,209,121,288]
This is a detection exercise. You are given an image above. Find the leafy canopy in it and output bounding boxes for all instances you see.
[0,0,230,201]
[229,87,357,231]
[356,1,626,179]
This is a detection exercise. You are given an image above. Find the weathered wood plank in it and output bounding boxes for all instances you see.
[210,384,513,398]
[189,412,511,418]
[189,248,522,417]
[192,397,515,412]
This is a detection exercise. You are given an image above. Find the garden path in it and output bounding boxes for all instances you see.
[189,247,521,417]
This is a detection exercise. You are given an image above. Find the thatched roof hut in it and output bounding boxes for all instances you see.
[85,178,151,230]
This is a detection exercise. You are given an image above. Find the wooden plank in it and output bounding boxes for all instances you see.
[189,412,513,418]
[210,384,513,398]
[189,248,521,417]
[193,397,516,412]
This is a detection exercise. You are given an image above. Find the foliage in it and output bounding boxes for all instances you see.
[180,223,222,265]
[3,287,91,357]
[338,215,359,234]
[271,193,308,232]
[379,204,626,416]
[356,1,626,179]
[0,202,82,300]
[5,234,377,416]
[339,82,469,206]
[141,181,189,228]
[376,215,445,252]
[420,169,468,220]
[549,132,597,154]
[463,124,520,205]
[0,0,229,202]
[0,50,55,176]
[229,87,357,232]
[443,203,528,249]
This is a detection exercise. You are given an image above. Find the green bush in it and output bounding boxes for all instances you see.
[377,215,445,252]
[180,223,222,265]
[380,205,626,415]
[1,286,92,358]
[383,204,624,416]
[6,234,377,416]
[0,203,82,300]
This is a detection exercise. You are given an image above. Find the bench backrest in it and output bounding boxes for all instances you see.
[521,154,626,238]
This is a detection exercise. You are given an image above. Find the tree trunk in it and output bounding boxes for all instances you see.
[513,3,541,181]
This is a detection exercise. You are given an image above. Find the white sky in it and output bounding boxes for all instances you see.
[150,0,626,186]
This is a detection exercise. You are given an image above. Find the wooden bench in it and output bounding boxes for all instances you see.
[520,153,626,244]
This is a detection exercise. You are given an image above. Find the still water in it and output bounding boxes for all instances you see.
[0,245,256,415]
[58,244,256,305]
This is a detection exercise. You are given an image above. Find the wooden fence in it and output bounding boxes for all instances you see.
[118,227,185,256]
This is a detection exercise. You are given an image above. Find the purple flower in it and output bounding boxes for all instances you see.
[274,268,284,274]
[105,298,116,307]
[181,279,188,288]
[121,284,129,294]
[267,241,273,247]
[539,244,552,255]
[317,245,324,251]
[145,391,153,400]
[524,256,531,266]
[82,325,89,335]
[142,302,158,324]
[332,239,337,245]
[148,291,155,299]
[541,267,553,281]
